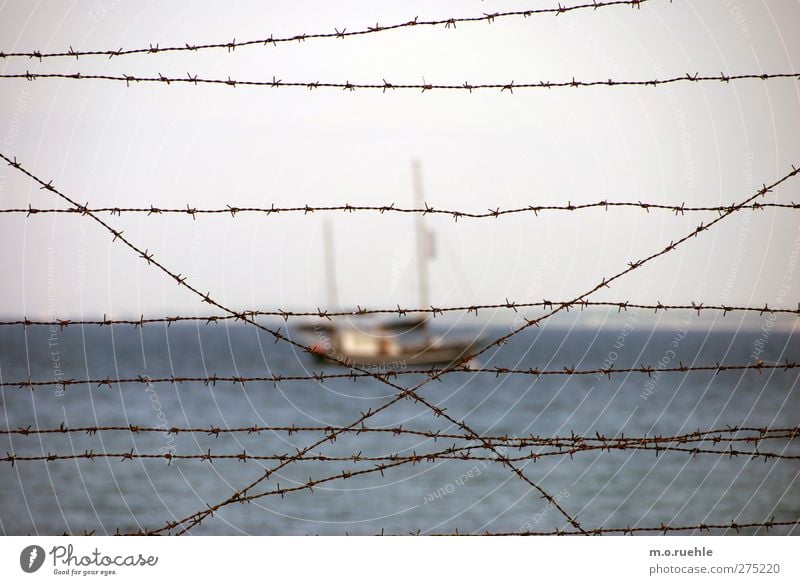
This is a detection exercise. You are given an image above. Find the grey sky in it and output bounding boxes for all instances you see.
[0,1,798,328]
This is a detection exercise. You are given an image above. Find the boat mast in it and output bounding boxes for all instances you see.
[322,217,339,310]
[412,160,430,313]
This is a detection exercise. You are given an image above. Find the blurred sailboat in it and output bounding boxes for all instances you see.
[301,161,482,369]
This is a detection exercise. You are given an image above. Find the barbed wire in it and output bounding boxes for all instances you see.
[2,2,797,535]
[117,160,800,535]
[0,0,653,62]
[5,200,799,220]
[0,151,587,535]
[2,300,797,330]
[121,439,800,535]
[4,424,796,446]
[4,361,798,391]
[77,518,798,537]
[429,519,800,536]
[6,152,799,536]
[4,442,798,466]
[2,71,797,92]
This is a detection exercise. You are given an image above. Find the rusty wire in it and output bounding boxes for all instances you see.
[119,438,800,535]
[4,361,798,391]
[1,71,797,92]
[4,441,799,466]
[1,151,589,535]
[1,300,796,330]
[4,200,798,220]
[3,424,796,447]
[0,0,652,61]
[430,519,800,535]
[66,518,800,537]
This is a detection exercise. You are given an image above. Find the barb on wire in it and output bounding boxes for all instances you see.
[5,200,799,219]
[428,519,800,536]
[2,300,797,329]
[1,72,797,92]
[4,361,799,391]
[4,442,798,466]
[0,151,586,536]
[0,1,651,61]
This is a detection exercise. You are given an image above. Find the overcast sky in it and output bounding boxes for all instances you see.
[0,1,798,328]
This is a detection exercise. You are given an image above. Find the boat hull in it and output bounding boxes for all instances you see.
[313,340,482,368]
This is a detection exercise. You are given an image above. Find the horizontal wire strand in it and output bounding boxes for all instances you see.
[2,300,798,328]
[4,362,798,389]
[0,0,652,61]
[1,72,798,92]
[4,201,798,219]
[4,443,799,465]
[428,519,800,536]
[5,425,796,445]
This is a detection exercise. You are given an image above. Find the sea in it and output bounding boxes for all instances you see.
[0,318,798,535]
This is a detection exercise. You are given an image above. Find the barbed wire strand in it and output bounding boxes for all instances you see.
[0,0,653,61]
[83,518,797,537]
[0,152,587,536]
[428,519,799,536]
[3,300,797,329]
[5,200,799,219]
[5,361,799,391]
[1,71,797,92]
[4,442,799,466]
[4,424,796,447]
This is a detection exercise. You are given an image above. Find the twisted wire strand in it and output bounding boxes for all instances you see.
[75,518,798,537]
[4,424,796,446]
[0,0,652,61]
[428,519,800,536]
[2,300,797,329]
[5,361,799,390]
[4,443,799,465]
[5,200,798,219]
[1,71,797,92]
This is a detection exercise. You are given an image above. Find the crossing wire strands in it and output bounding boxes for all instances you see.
[2,152,799,535]
[1,152,595,535]
[1,2,799,534]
